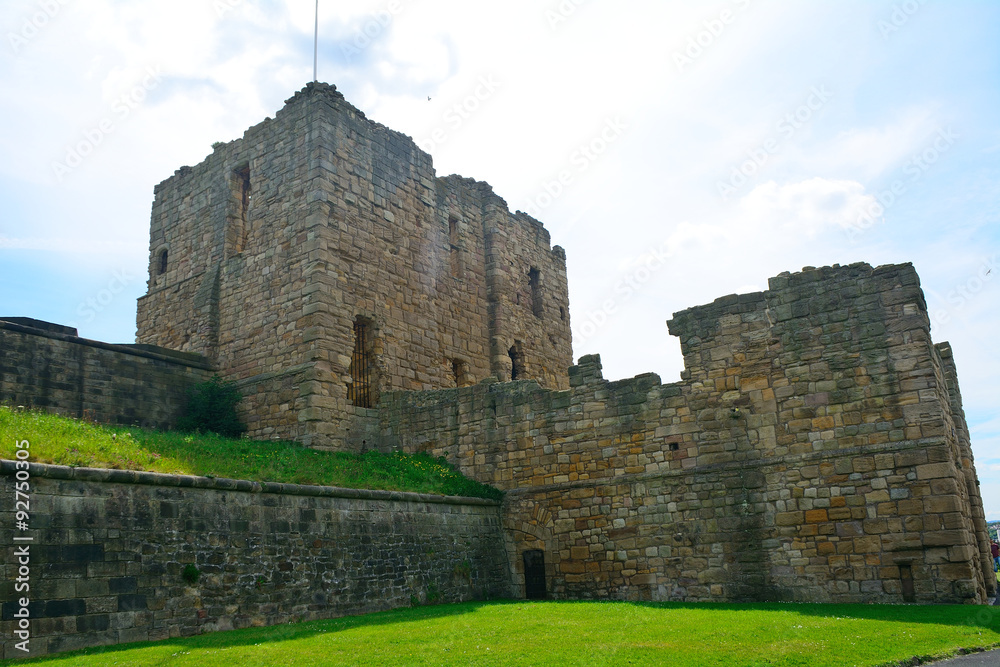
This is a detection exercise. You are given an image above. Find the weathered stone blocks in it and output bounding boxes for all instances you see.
[0,462,508,660]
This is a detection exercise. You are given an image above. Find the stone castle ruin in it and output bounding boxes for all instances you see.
[1,82,994,634]
[131,82,992,605]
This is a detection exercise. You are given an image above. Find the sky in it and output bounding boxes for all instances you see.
[1,1,998,515]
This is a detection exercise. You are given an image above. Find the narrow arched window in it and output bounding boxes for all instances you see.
[158,249,168,275]
[508,343,524,381]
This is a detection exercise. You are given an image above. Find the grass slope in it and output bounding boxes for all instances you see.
[11,601,1000,666]
[0,406,500,500]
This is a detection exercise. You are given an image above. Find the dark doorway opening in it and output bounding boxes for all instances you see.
[899,563,915,602]
[523,549,546,600]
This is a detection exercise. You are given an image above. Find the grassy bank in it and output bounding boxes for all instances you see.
[11,600,1000,666]
[0,406,500,500]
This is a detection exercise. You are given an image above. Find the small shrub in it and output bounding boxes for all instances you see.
[177,375,245,438]
[453,559,472,579]
[182,564,201,585]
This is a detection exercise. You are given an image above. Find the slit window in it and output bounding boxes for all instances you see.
[235,165,250,253]
[157,249,168,275]
[529,267,542,317]
[348,317,376,408]
[449,215,461,279]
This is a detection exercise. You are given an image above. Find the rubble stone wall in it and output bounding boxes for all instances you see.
[371,263,993,604]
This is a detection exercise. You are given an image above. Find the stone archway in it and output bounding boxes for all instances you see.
[502,496,554,599]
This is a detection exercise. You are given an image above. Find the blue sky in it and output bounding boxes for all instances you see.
[1,0,998,514]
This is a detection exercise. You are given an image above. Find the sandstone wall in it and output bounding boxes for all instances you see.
[0,318,211,430]
[136,82,572,447]
[369,263,992,604]
[0,462,508,660]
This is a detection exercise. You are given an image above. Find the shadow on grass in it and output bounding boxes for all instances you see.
[18,600,511,664]
[625,599,1000,630]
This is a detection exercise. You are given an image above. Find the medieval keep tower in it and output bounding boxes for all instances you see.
[136,82,572,447]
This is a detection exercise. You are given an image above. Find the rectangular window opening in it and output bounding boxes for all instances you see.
[235,165,250,254]
[449,215,461,279]
[348,317,376,408]
[452,358,467,387]
[529,267,542,317]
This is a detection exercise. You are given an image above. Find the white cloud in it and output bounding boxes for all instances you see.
[738,178,878,236]
[810,107,942,180]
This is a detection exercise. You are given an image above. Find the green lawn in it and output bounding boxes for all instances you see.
[10,600,1000,666]
[0,406,500,500]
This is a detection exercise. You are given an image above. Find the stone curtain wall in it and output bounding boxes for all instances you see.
[372,263,992,604]
[0,319,211,430]
[0,462,508,660]
[136,82,572,448]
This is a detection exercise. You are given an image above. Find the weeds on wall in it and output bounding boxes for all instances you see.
[182,564,201,585]
[177,375,245,438]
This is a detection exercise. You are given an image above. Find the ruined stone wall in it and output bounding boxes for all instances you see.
[0,462,508,660]
[370,263,992,604]
[137,82,572,447]
[0,319,211,430]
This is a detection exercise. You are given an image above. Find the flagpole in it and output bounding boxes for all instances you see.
[313,0,319,82]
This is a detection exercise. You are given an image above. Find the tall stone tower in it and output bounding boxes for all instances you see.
[136,82,573,447]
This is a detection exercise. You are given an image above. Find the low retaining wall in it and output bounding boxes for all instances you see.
[0,318,213,430]
[0,461,509,660]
